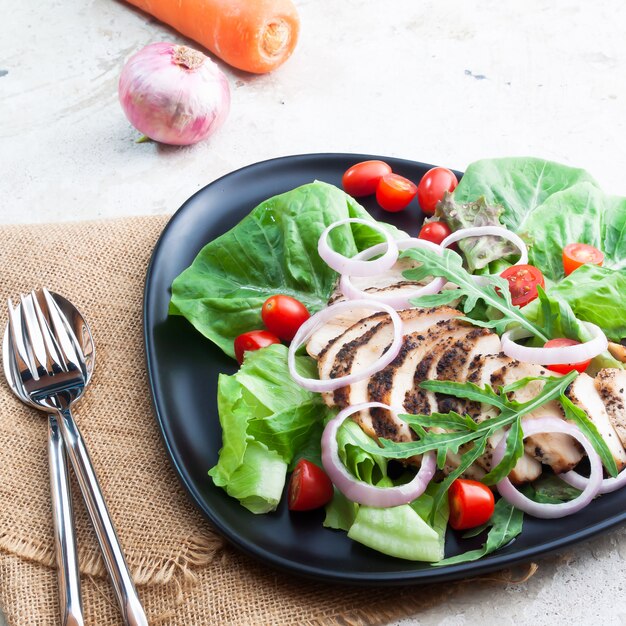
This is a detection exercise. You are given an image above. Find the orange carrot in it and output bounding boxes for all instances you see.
[124,0,300,74]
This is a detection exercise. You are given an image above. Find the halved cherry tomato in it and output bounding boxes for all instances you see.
[288,459,334,511]
[233,330,280,365]
[500,264,545,307]
[418,221,452,245]
[416,167,459,216]
[562,243,604,276]
[448,479,495,531]
[342,160,392,197]
[261,295,310,342]
[376,173,418,212]
[543,338,591,375]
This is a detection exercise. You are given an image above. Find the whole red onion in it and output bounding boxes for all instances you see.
[119,42,230,146]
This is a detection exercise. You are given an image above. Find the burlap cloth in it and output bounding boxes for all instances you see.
[0,216,532,625]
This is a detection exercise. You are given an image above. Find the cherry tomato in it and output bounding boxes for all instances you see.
[500,264,545,307]
[448,479,495,531]
[233,330,280,365]
[375,173,418,212]
[342,160,392,197]
[288,459,334,511]
[261,295,310,342]
[562,243,604,276]
[416,167,459,216]
[418,221,452,245]
[543,338,591,375]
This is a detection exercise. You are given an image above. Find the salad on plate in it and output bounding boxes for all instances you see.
[169,156,626,565]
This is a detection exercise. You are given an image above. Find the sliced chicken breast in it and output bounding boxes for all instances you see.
[324,307,462,437]
[449,352,543,483]
[567,372,626,471]
[491,362,584,473]
[595,368,626,449]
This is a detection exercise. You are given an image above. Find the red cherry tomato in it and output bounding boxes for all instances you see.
[233,330,280,365]
[562,243,604,276]
[416,167,458,216]
[543,338,591,375]
[375,173,418,212]
[448,479,495,531]
[288,459,334,511]
[261,295,310,342]
[418,221,452,245]
[342,160,392,197]
[500,264,546,307]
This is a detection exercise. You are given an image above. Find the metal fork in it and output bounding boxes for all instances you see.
[8,290,148,626]
[3,318,83,626]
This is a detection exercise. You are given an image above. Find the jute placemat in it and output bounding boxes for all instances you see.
[0,216,528,625]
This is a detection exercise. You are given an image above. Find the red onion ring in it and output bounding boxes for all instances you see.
[321,402,436,506]
[318,218,399,277]
[501,322,608,365]
[339,238,446,308]
[493,417,603,518]
[441,225,529,266]
[288,299,403,392]
[561,463,626,494]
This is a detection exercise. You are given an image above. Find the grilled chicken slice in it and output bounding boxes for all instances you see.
[458,353,543,483]
[367,318,472,440]
[321,307,462,437]
[491,362,584,473]
[433,329,501,415]
[567,372,626,470]
[595,368,626,449]
[307,253,435,358]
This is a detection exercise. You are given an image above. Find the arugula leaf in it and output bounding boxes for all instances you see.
[358,373,579,493]
[527,474,582,504]
[433,498,524,566]
[559,394,618,477]
[401,246,549,341]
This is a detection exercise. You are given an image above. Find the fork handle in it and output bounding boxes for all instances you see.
[56,407,148,626]
[49,415,84,626]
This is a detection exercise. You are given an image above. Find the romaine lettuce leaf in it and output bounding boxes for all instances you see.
[170,181,403,358]
[209,344,332,513]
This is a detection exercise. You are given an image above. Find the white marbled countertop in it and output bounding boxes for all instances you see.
[2,0,626,623]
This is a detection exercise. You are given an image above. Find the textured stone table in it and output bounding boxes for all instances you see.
[2,0,626,623]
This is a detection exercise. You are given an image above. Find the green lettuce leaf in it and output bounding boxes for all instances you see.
[524,265,626,343]
[170,181,403,358]
[208,344,332,513]
[453,157,599,233]
[347,480,448,562]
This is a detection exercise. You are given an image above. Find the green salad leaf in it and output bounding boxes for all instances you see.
[452,157,626,340]
[524,265,626,343]
[170,181,403,358]
[453,157,599,233]
[435,193,520,271]
[401,246,549,340]
[209,344,332,513]
[433,498,523,566]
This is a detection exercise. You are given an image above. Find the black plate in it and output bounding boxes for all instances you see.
[144,153,626,584]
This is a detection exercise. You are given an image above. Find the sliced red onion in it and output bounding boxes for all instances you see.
[441,225,529,265]
[339,238,446,308]
[288,299,403,392]
[493,417,602,518]
[321,402,436,506]
[501,322,608,365]
[318,218,399,277]
[561,462,626,494]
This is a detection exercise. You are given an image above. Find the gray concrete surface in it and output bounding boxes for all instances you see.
[2,0,626,624]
